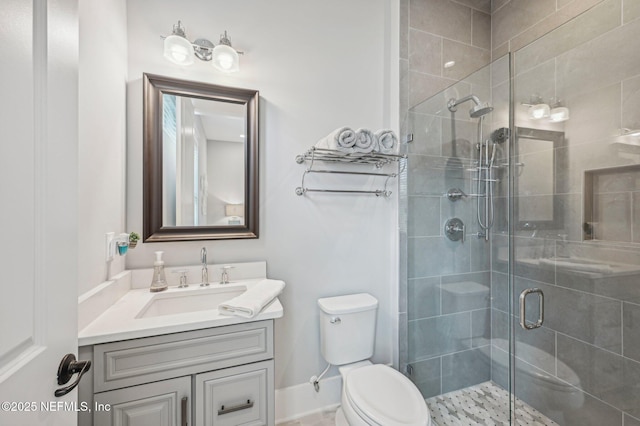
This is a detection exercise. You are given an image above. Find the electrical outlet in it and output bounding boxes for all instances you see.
[105,232,115,262]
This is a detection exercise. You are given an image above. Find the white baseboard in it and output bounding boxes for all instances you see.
[275,375,342,424]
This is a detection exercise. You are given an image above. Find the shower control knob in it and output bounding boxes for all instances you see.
[446,188,467,202]
[444,218,465,243]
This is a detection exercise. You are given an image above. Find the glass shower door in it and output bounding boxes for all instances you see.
[403,55,514,423]
[511,5,640,425]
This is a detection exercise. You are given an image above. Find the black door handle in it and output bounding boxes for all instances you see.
[55,353,91,397]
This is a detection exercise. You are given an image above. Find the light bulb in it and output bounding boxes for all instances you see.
[212,44,239,73]
[164,34,194,66]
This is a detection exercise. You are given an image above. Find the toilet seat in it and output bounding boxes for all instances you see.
[344,364,430,426]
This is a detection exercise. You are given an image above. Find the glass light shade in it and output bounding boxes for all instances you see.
[528,103,550,120]
[164,35,194,65]
[211,44,239,73]
[549,106,570,122]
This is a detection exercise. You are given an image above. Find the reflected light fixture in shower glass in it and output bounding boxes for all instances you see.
[549,106,570,122]
[528,103,550,120]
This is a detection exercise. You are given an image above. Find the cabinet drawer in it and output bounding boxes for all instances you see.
[93,321,273,392]
[94,376,191,426]
[195,360,274,426]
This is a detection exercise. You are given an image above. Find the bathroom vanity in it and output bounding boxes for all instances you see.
[79,320,274,425]
[77,262,282,426]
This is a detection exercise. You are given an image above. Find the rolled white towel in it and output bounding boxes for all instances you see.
[315,127,356,153]
[375,129,399,154]
[219,279,285,318]
[354,128,377,153]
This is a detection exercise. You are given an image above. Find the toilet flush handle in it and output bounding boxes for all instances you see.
[330,317,341,324]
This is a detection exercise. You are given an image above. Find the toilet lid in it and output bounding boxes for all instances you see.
[345,364,430,426]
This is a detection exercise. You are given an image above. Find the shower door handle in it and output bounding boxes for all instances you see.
[519,288,544,330]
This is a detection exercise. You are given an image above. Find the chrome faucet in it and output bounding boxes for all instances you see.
[200,247,209,286]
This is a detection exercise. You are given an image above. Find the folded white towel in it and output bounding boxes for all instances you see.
[375,129,399,154]
[315,127,356,153]
[354,128,377,153]
[219,279,285,318]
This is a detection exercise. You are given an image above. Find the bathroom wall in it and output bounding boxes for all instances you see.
[77,0,128,295]
[491,0,606,59]
[124,0,399,392]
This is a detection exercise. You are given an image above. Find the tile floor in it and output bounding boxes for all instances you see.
[277,407,337,426]
[426,381,557,426]
[278,381,557,426]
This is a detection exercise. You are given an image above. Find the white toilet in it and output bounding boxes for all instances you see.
[318,293,432,426]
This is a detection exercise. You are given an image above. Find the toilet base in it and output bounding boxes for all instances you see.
[335,407,348,426]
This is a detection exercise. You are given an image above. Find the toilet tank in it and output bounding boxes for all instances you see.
[318,293,378,365]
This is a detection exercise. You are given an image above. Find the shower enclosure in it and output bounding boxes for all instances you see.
[401,6,640,425]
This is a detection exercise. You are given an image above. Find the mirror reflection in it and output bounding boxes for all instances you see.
[143,73,259,242]
[162,94,246,227]
[515,127,566,230]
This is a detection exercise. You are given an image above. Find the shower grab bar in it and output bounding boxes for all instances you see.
[519,288,544,330]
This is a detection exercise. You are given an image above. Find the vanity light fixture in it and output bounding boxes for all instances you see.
[211,31,240,73]
[163,21,195,66]
[162,21,243,73]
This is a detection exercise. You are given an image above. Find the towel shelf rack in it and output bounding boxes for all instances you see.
[295,147,406,197]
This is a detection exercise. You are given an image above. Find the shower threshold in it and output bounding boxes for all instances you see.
[426,381,557,426]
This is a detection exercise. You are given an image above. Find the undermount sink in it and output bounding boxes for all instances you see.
[136,286,246,319]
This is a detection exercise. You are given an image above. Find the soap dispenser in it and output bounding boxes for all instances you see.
[150,251,168,292]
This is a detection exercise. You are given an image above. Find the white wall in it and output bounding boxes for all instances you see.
[78,0,128,295]
[125,0,399,390]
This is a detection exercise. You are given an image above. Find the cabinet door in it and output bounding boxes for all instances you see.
[195,360,274,426]
[94,376,191,426]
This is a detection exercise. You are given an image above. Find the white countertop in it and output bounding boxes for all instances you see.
[78,279,283,346]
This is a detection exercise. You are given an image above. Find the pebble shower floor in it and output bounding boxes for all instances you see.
[426,381,557,426]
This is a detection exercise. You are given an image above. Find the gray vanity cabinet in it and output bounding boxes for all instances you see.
[93,376,191,425]
[78,320,274,426]
[195,361,272,425]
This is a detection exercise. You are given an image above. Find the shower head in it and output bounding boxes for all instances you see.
[470,103,494,118]
[448,94,493,118]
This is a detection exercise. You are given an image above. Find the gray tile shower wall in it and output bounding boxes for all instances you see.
[400,0,498,394]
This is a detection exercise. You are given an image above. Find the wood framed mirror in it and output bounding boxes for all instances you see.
[143,73,259,241]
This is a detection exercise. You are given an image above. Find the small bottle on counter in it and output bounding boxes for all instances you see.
[150,251,168,292]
